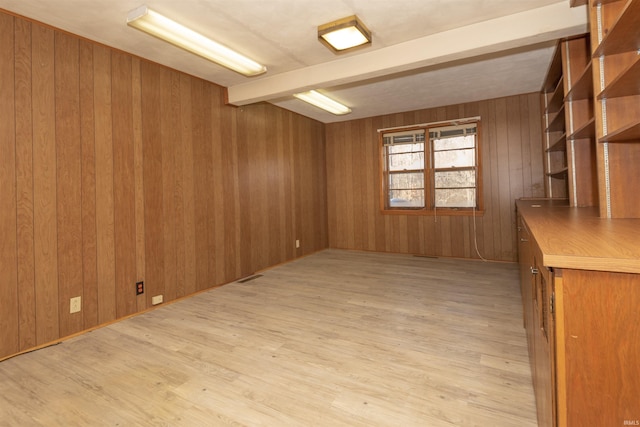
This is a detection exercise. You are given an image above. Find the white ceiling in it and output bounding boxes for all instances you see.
[0,0,588,123]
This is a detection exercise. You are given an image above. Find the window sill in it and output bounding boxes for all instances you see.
[380,208,485,217]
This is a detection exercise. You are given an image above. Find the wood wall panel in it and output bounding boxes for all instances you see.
[54,32,83,337]
[132,58,146,312]
[93,44,117,324]
[111,51,137,318]
[32,24,59,344]
[179,74,197,298]
[141,61,165,302]
[0,13,19,357]
[14,18,36,351]
[325,93,544,262]
[160,67,178,303]
[0,9,327,360]
[210,86,227,285]
[172,72,186,299]
[79,39,99,329]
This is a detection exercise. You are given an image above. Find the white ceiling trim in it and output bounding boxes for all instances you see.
[227,2,588,106]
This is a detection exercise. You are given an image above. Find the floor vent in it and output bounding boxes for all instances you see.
[237,274,263,283]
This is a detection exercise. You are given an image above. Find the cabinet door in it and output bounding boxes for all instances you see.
[533,256,556,427]
[517,217,535,371]
[556,269,640,426]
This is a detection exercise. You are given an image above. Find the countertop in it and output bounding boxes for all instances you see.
[516,199,640,274]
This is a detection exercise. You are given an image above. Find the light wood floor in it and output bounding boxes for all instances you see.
[0,249,537,426]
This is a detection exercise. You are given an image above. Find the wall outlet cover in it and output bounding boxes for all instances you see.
[151,295,163,305]
[70,296,82,314]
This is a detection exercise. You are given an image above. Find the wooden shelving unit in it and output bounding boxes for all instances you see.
[541,45,569,200]
[590,0,640,218]
[540,34,597,207]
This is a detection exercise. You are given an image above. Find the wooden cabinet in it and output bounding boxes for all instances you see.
[590,0,640,218]
[516,199,640,427]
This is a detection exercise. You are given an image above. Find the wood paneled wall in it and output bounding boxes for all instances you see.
[0,11,327,359]
[325,94,544,262]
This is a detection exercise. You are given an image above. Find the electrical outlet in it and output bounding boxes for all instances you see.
[136,281,144,295]
[295,239,300,248]
[151,295,163,305]
[70,296,81,314]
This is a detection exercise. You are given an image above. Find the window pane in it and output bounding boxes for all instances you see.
[433,135,475,151]
[388,172,424,208]
[387,143,424,171]
[435,188,476,208]
[389,172,423,190]
[433,148,475,168]
[434,170,476,188]
[389,190,424,208]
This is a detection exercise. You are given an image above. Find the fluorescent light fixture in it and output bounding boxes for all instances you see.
[127,5,266,76]
[318,15,371,52]
[293,90,351,115]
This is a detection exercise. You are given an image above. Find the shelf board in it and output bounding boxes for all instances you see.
[547,133,567,152]
[592,0,626,5]
[593,0,640,56]
[597,55,640,99]
[568,117,596,140]
[545,77,565,114]
[546,167,568,178]
[545,105,565,133]
[565,61,593,101]
[599,121,640,142]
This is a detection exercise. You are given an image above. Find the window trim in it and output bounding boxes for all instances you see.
[379,118,484,216]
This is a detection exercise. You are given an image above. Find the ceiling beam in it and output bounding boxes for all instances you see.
[227,2,588,106]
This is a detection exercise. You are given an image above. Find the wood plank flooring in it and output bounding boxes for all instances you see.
[0,249,537,426]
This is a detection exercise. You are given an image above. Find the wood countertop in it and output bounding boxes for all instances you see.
[516,199,640,274]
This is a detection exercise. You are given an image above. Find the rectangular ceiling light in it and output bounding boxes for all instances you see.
[293,90,351,115]
[127,5,267,76]
[318,15,371,52]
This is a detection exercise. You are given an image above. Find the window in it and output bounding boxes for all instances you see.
[380,120,481,214]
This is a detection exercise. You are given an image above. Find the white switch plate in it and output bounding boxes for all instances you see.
[295,239,300,248]
[151,295,163,305]
[70,296,81,314]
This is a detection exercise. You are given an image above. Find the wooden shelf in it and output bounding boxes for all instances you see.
[597,55,640,99]
[593,0,640,56]
[565,61,593,101]
[547,167,569,178]
[547,133,567,152]
[545,77,565,113]
[568,117,596,140]
[599,121,640,142]
[542,44,563,93]
[545,106,565,133]
[592,0,625,5]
